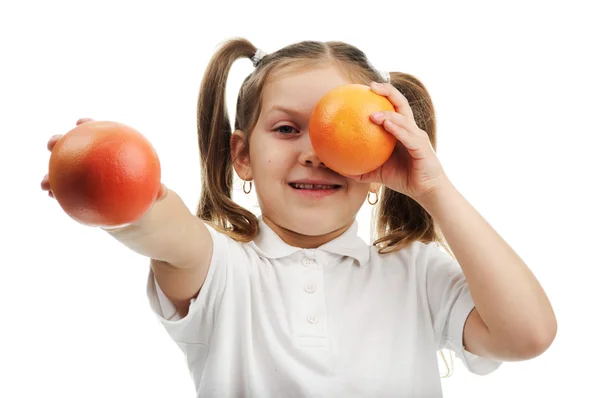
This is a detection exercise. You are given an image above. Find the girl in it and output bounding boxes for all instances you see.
[41,38,557,397]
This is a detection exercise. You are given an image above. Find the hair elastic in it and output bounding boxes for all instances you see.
[251,48,267,67]
[379,70,391,83]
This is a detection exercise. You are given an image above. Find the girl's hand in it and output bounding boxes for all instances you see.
[345,82,449,201]
[40,118,94,198]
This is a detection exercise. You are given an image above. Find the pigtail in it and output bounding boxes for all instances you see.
[196,38,259,241]
[373,72,453,257]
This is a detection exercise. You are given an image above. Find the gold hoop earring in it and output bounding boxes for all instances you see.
[368,190,379,205]
[243,179,253,194]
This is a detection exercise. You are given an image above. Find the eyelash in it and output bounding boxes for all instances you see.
[274,125,301,136]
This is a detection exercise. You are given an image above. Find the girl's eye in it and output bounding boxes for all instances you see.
[274,125,300,135]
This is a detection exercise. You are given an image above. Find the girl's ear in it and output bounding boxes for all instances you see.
[369,182,382,193]
[231,129,252,180]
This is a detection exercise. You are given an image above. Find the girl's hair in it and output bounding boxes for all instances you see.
[196,37,451,256]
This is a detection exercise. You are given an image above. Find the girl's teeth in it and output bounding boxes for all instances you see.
[292,183,336,189]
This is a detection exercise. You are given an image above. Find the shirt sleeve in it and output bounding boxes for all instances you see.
[423,242,503,375]
[145,223,232,345]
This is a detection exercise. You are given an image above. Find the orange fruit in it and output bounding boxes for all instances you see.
[308,84,396,175]
[48,121,161,228]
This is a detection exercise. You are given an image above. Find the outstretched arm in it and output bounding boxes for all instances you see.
[106,187,213,317]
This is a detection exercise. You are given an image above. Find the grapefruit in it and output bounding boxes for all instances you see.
[308,84,396,175]
[48,121,161,228]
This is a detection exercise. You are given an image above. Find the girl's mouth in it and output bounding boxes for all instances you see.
[289,183,341,190]
[288,182,342,198]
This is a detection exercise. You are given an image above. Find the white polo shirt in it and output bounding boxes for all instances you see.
[146,216,502,397]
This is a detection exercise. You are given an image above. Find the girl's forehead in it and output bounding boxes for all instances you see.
[261,66,352,115]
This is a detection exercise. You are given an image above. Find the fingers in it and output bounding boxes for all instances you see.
[156,183,168,201]
[41,174,49,190]
[371,111,427,157]
[371,110,428,140]
[44,118,93,197]
[370,110,415,141]
[381,119,420,152]
[370,82,414,120]
[76,117,94,125]
[47,118,94,151]
[47,134,63,151]
[371,110,408,129]
[43,138,57,197]
[40,174,54,198]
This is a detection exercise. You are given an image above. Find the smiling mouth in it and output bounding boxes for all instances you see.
[289,183,341,190]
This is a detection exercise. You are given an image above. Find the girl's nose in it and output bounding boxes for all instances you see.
[299,145,327,168]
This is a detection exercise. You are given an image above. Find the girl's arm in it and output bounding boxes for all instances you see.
[418,178,557,361]
[105,187,213,317]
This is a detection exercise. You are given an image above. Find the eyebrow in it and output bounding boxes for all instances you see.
[267,105,307,118]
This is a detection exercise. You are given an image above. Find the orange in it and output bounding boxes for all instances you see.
[308,84,396,176]
[48,121,161,228]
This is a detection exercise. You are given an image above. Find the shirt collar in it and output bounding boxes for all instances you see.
[250,216,371,267]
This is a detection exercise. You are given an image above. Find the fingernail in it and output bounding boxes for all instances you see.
[371,112,384,120]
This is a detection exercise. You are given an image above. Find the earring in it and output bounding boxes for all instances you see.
[243,179,253,194]
[368,190,379,205]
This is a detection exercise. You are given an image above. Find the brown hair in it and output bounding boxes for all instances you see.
[196,37,451,256]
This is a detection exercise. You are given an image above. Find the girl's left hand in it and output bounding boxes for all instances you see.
[345,82,449,201]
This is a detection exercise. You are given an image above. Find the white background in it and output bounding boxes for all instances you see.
[1,0,598,397]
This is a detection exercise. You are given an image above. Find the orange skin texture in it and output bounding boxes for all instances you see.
[48,121,161,228]
[308,84,396,176]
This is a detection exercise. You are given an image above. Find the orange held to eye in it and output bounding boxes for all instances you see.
[48,121,162,228]
[308,84,397,176]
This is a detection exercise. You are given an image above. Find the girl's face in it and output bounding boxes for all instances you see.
[232,65,374,246]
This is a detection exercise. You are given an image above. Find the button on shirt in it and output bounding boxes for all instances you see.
[146,216,502,397]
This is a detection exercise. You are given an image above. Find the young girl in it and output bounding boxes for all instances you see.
[42,38,557,397]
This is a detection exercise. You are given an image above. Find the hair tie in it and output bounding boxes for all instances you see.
[379,70,391,83]
[251,48,267,67]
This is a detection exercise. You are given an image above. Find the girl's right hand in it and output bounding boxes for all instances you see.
[40,118,94,198]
